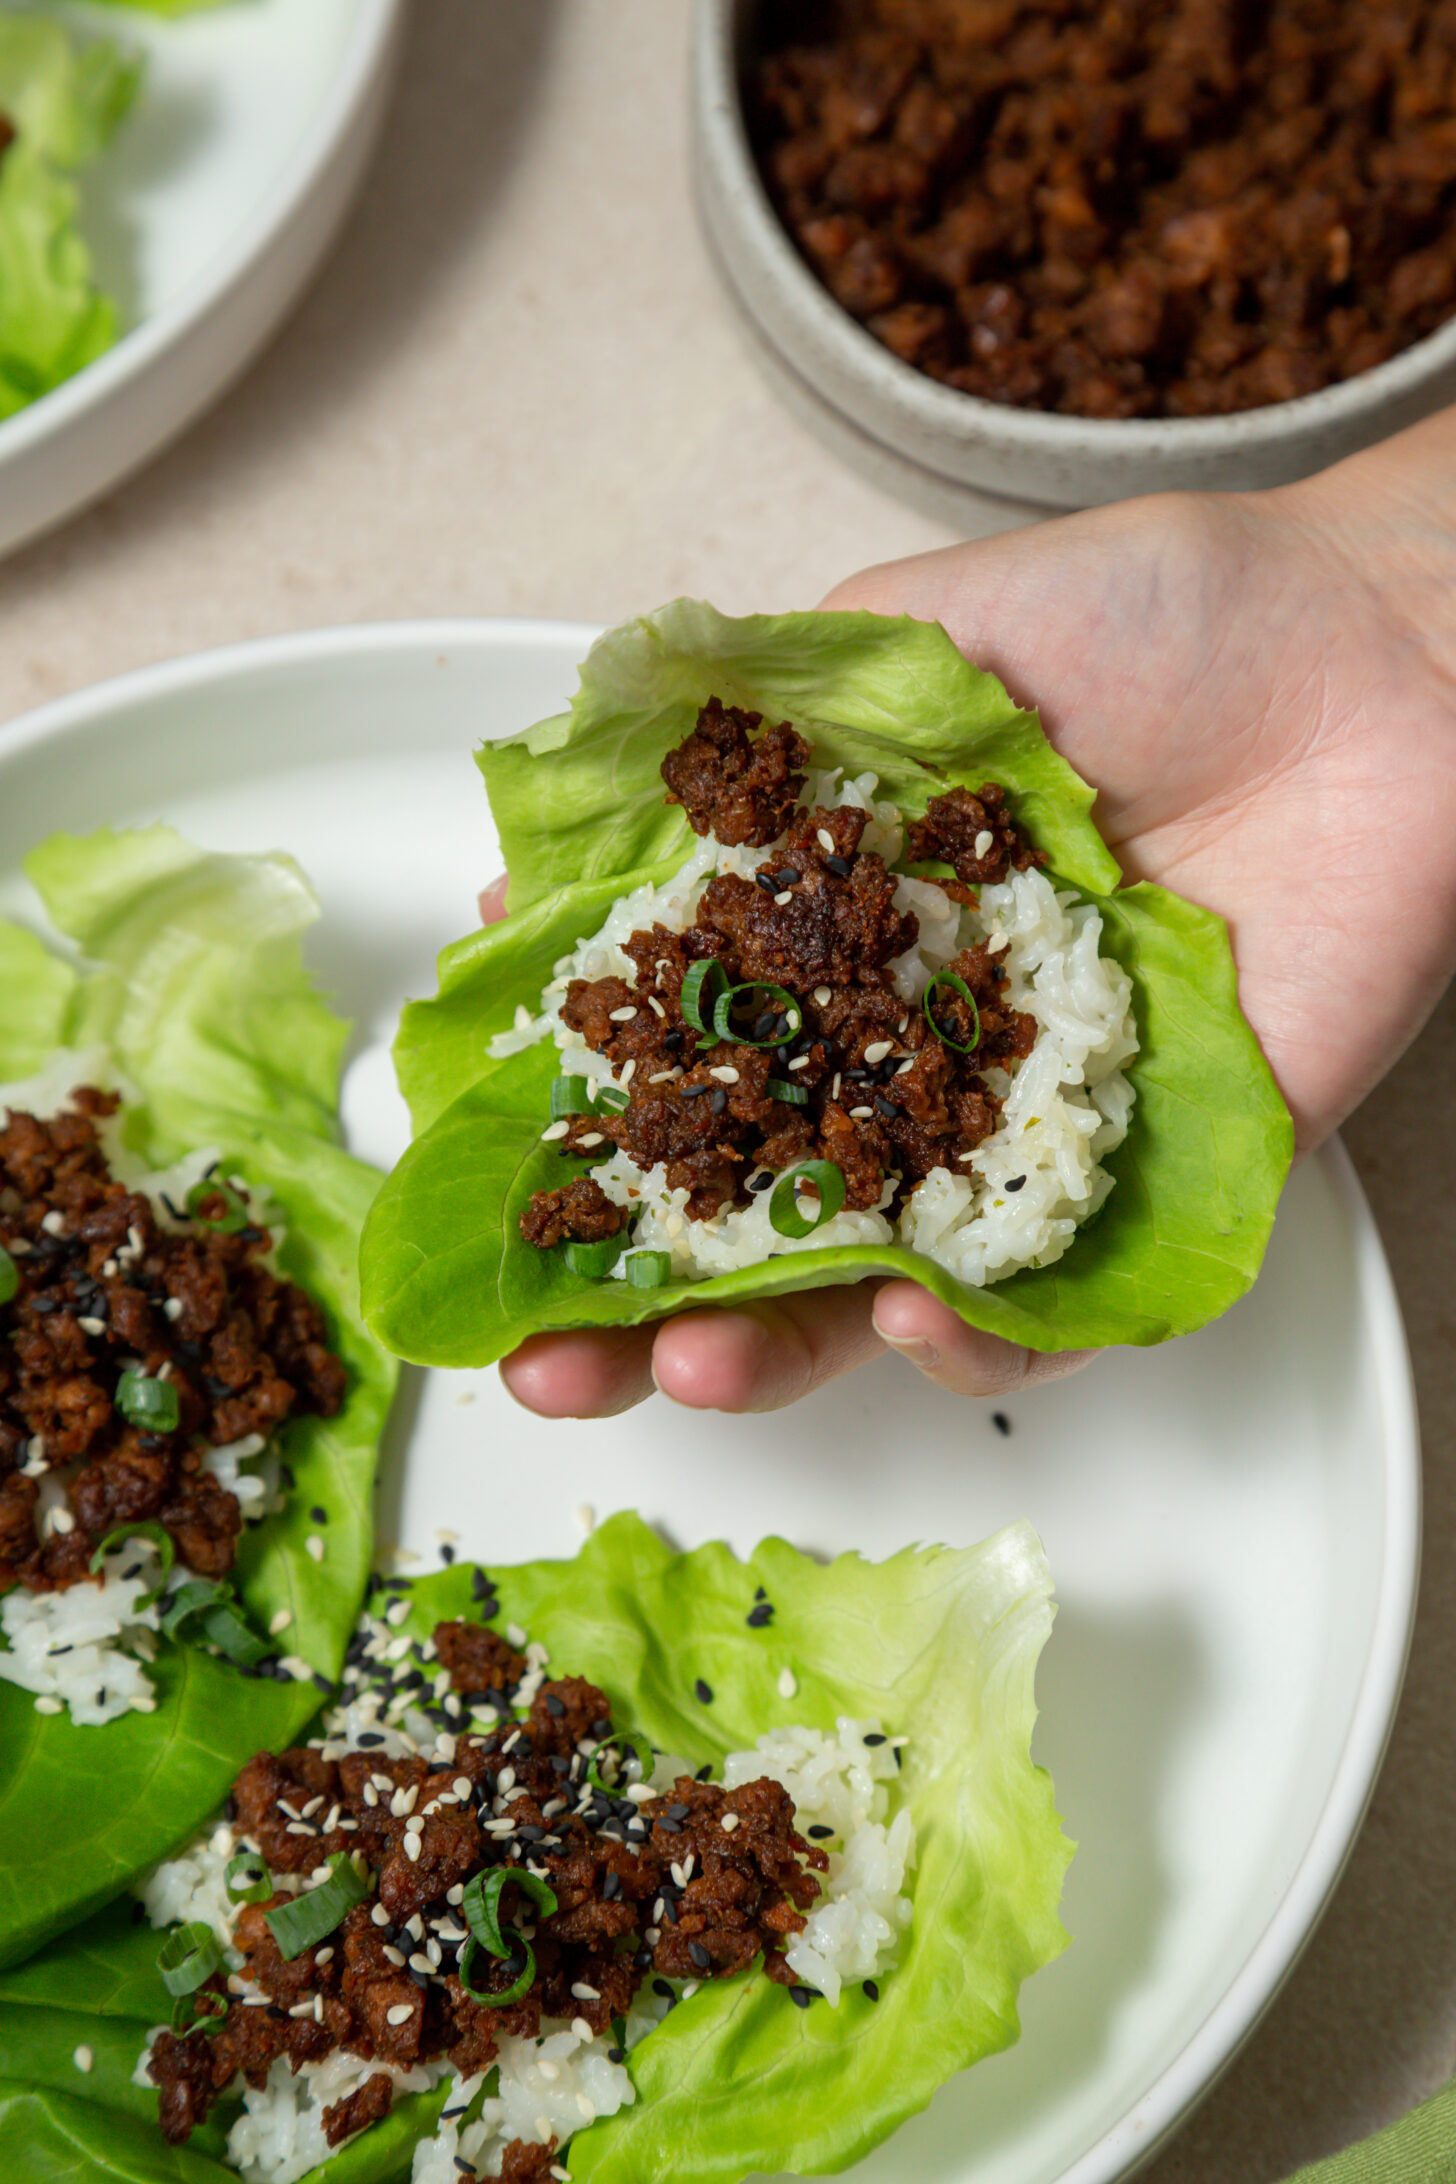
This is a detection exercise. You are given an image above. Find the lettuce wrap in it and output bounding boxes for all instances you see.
[0,12,140,420]
[360,602,1294,1368]
[0,1509,1071,2184]
[0,827,396,1971]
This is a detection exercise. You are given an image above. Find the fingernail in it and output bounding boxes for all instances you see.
[879,1331,940,1372]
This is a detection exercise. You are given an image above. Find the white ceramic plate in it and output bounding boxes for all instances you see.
[0,624,1421,2184]
[0,0,402,558]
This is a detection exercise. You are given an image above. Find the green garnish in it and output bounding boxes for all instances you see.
[88,1520,175,1605]
[564,1233,628,1280]
[171,1990,227,2038]
[767,1079,809,1106]
[550,1076,630,1121]
[458,1868,558,2008]
[0,1246,17,1305]
[264,1854,370,1961]
[159,1579,273,1668]
[768,1161,846,1239]
[114,1369,180,1434]
[710,981,802,1047]
[923,971,982,1055]
[584,1731,650,1795]
[625,1250,672,1289]
[184,1177,251,1234]
[679,959,728,1038]
[225,1852,272,1906]
[156,1922,221,1998]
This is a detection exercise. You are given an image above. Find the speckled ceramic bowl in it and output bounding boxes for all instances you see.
[692,0,1456,512]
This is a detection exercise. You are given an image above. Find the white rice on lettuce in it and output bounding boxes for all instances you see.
[493,768,1136,1287]
[0,1059,291,1726]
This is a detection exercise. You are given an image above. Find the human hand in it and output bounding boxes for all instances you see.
[495,407,1456,1420]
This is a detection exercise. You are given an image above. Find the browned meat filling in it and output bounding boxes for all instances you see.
[752,0,1456,418]
[521,706,1039,1240]
[0,1090,346,1593]
[661,695,810,847]
[148,1619,826,2156]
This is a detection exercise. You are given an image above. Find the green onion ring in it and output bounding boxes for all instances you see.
[185,1177,251,1234]
[157,1921,222,1997]
[159,1579,273,1668]
[679,959,728,1038]
[458,1934,535,2008]
[115,1368,181,1435]
[225,1851,273,1906]
[768,1161,846,1240]
[766,1079,809,1106]
[462,1868,558,1958]
[549,1076,630,1121]
[264,1854,371,1961]
[89,1520,176,1606]
[171,1989,228,2037]
[585,1730,650,1795]
[709,981,802,1048]
[0,1246,17,1306]
[564,1232,628,1280]
[923,971,982,1055]
[625,1250,672,1289]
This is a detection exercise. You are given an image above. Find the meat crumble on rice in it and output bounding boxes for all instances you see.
[0,1089,345,1594]
[146,1610,829,2168]
[518,701,1084,1255]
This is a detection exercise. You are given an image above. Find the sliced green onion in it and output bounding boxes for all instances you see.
[767,1079,809,1106]
[159,1579,273,1668]
[593,1083,630,1113]
[462,1868,558,1959]
[265,1853,371,1961]
[768,1161,846,1240]
[923,971,982,1055]
[709,981,802,1047]
[171,1989,228,2037]
[0,1246,17,1306]
[550,1075,594,1119]
[185,1177,250,1234]
[585,1731,650,1796]
[459,1934,535,2008]
[625,1250,672,1289]
[89,1521,176,1606]
[225,1851,273,1906]
[564,1232,628,1280]
[157,1922,222,1997]
[679,958,728,1038]
[115,1369,180,1434]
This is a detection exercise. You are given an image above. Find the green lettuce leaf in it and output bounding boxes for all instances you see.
[363,602,1293,1367]
[0,828,396,1971]
[0,14,140,419]
[0,1510,1069,2184]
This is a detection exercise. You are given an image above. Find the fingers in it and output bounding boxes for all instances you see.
[648,1283,886,1412]
[871,1280,1094,1397]
[477,874,508,926]
[500,1325,657,1419]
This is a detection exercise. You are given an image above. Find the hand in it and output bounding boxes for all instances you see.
[494,408,1456,1419]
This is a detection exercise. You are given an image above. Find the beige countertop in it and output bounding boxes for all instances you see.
[1,5,1453,2179]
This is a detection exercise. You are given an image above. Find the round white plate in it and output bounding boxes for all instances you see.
[0,624,1421,2184]
[0,0,402,559]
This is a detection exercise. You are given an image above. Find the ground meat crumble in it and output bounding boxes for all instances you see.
[148,1616,827,2168]
[0,1090,345,1592]
[751,0,1456,418]
[520,702,1041,1245]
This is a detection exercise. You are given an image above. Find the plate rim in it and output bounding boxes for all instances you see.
[0,619,1424,2184]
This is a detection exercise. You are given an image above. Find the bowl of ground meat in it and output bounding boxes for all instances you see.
[691,0,1456,509]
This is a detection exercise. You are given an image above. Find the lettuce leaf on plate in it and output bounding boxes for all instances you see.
[0,13,141,419]
[0,827,396,1971]
[361,601,1294,1368]
[0,1510,1070,2184]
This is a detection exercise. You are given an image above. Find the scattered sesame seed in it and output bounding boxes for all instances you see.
[773,890,792,906]
[974,829,995,858]
[863,1978,880,2001]
[777,1667,798,1699]
[164,1297,184,1321]
[608,1006,638,1023]
[787,1055,811,1071]
[720,1811,740,1833]
[987,932,1009,953]
[540,1121,570,1143]
[848,1106,873,1121]
[570,1980,601,2001]
[816,830,835,854]
[403,1835,421,1862]
[708,1065,739,1084]
[268,1608,293,1636]
[72,2045,93,2072]
[863,1040,893,1065]
[575,1503,596,1536]
[305,1535,326,1563]
[49,1508,75,1536]
[386,2003,414,2026]
[571,2016,594,2041]
[694,1677,713,1704]
[789,1985,816,2009]
[992,1412,1012,1437]
[577,1131,605,1149]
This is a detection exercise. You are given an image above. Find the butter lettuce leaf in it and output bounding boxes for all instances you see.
[0,15,140,420]
[0,828,396,1970]
[0,1511,1069,2184]
[364,602,1293,1367]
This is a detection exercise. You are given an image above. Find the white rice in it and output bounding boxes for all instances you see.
[0,1063,291,1724]
[492,769,1136,1287]
[136,1614,913,2181]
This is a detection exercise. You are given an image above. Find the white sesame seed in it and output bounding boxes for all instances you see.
[164,1297,184,1321]
[570,1981,601,2001]
[576,2092,595,2120]
[390,1784,418,1817]
[506,1624,527,1648]
[130,1695,157,1714]
[371,1903,391,1927]
[647,996,667,1019]
[645,1925,661,1945]
[608,1006,637,1023]
[536,2117,552,2145]
[363,1783,379,1808]
[848,1106,873,1120]
[72,2042,94,2073]
[670,1861,686,1889]
[896,1057,916,1075]
[974,829,995,858]
[787,1054,811,1070]
[863,1040,893,1065]
[301,1796,324,1818]
[284,1822,314,1837]
[773,890,792,906]
[77,1316,106,1337]
[434,1733,458,1764]
[707,1066,739,1084]
[816,830,835,854]
[647,1069,676,1084]
[315,1947,334,1966]
[831,1073,842,1099]
[571,2016,594,2042]
[720,1811,740,1833]
[268,1608,293,1636]
[577,1132,605,1149]
[50,1507,76,1536]
[409,1951,433,1975]
[957,1149,978,1163]
[540,1120,570,1143]
[538,2059,560,2082]
[575,1503,596,1536]
[305,1535,326,1563]
[619,1060,636,1087]
[446,1885,464,1906]
[778,1667,798,1698]
[386,1599,411,1626]
[403,1836,421,1862]
[34,1695,62,1715]
[288,2001,315,2019]
[40,1211,66,1236]
[386,2003,414,2026]
[987,931,1009,953]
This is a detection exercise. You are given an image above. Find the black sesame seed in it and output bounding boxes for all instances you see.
[775,868,801,886]
[755,872,778,894]
[663,1029,684,1050]
[824,855,852,877]
[666,1802,690,1820]
[312,1673,334,1697]
[688,1942,710,1969]
[710,1086,727,1115]
[591,1717,613,1737]
[992,1412,1012,1437]
[357,1731,386,1747]
[694,1678,713,1705]
[1004,1175,1026,1193]
[746,1602,774,1628]
[131,1899,147,1925]
[279,1463,296,1491]
[807,1824,834,1839]
[746,1172,773,1193]
[602,1871,622,1901]
[863,1732,886,1746]
[656,1816,682,1835]
[266,2004,288,2022]
[680,1082,711,1100]
[695,1763,713,1781]
[309,1505,327,1524]
[440,1544,456,1565]
[607,2045,625,2064]
[544,1692,566,1718]
[788,1985,816,2009]
[470,1568,494,1601]
[874,1097,898,1119]
[754,1586,767,1601]
[652,1977,675,2000]
[453,2157,476,2177]
[862,1978,880,2001]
